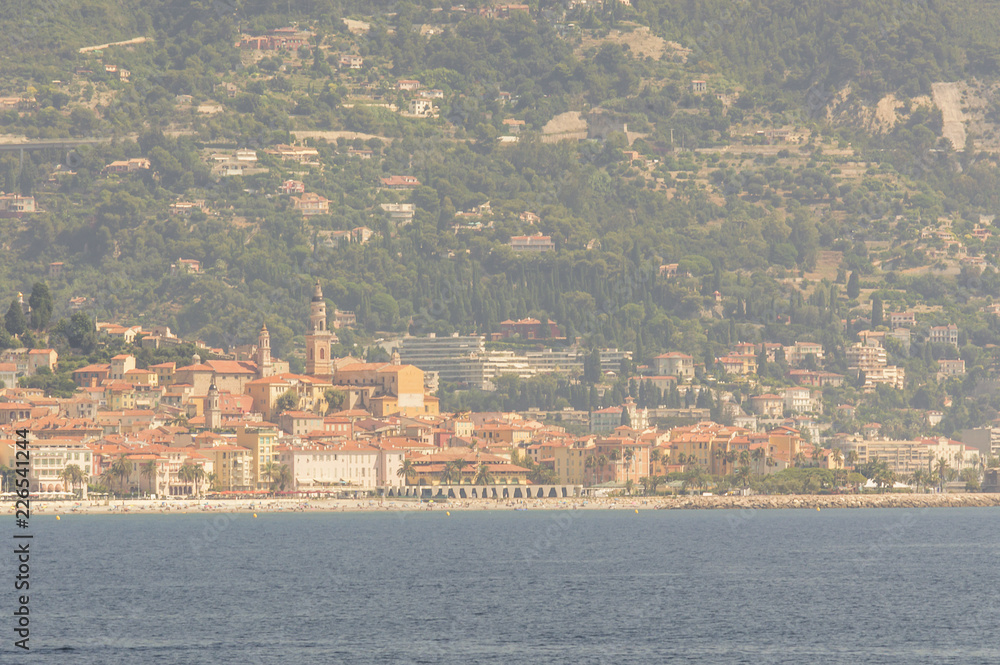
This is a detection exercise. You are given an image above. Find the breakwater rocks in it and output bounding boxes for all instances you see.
[656,493,1000,510]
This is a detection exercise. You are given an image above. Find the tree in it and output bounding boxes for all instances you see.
[397,458,416,485]
[847,271,860,299]
[961,467,980,492]
[324,388,347,413]
[272,464,294,492]
[60,464,86,496]
[440,461,458,485]
[453,458,470,484]
[178,462,204,496]
[275,390,299,414]
[109,455,134,497]
[261,461,279,491]
[140,460,158,496]
[28,282,53,330]
[584,348,602,383]
[473,463,494,485]
[871,295,883,329]
[5,299,27,337]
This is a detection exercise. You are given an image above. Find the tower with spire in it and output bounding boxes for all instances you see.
[305,279,332,377]
[255,323,273,378]
[204,382,221,430]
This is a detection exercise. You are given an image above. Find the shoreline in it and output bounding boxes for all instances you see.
[6,493,1000,515]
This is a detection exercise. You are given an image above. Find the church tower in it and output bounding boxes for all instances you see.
[305,280,332,376]
[255,323,273,378]
[204,382,221,430]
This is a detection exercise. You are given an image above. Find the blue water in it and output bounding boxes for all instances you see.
[8,507,1000,663]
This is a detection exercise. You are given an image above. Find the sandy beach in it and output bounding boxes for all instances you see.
[6,493,1000,515]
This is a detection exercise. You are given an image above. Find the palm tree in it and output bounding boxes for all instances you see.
[0,464,15,494]
[832,448,844,470]
[109,455,134,497]
[453,458,470,484]
[609,450,621,481]
[751,448,765,476]
[735,465,752,489]
[397,458,416,485]
[935,457,950,492]
[272,464,294,492]
[191,465,206,496]
[597,454,609,483]
[650,448,662,471]
[440,461,458,485]
[794,452,808,468]
[585,455,597,484]
[473,463,494,486]
[177,463,199,497]
[207,472,220,492]
[140,460,158,496]
[725,450,738,478]
[624,479,634,495]
[261,461,278,491]
[845,450,859,471]
[60,464,85,496]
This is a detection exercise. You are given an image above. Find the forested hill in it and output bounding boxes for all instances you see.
[3,0,1000,433]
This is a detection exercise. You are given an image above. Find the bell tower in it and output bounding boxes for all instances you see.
[204,382,221,430]
[305,280,332,376]
[256,323,273,378]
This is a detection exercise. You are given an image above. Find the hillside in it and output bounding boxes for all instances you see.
[2,0,1000,435]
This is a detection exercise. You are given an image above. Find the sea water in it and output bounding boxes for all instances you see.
[14,507,1000,664]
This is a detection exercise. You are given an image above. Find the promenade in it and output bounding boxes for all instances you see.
[7,492,1000,515]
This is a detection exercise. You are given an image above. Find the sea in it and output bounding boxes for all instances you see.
[10,506,1000,664]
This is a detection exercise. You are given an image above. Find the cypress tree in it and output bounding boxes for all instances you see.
[847,271,860,299]
[5,299,27,337]
[29,282,53,330]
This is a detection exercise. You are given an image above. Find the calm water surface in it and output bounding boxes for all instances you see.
[11,507,1000,664]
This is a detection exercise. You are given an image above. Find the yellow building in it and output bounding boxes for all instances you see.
[236,422,279,489]
[333,362,435,417]
[245,373,332,422]
[203,444,254,491]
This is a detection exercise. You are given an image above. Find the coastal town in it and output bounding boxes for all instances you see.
[2,280,999,503]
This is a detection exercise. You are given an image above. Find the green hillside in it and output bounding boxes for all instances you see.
[2,0,1000,434]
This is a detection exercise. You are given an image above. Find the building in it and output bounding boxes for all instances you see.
[102,158,150,174]
[292,192,330,215]
[235,421,280,490]
[653,353,695,381]
[938,358,966,376]
[0,437,92,494]
[748,394,784,418]
[407,99,434,116]
[495,318,560,340]
[279,179,305,194]
[202,444,254,491]
[305,280,333,377]
[379,175,421,189]
[929,324,959,346]
[890,312,916,328]
[0,194,36,215]
[691,79,707,92]
[509,234,555,252]
[333,361,432,417]
[338,54,364,69]
[264,144,320,162]
[379,203,415,226]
